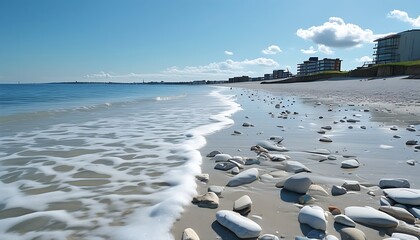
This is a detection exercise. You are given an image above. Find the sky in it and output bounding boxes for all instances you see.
[0,0,419,83]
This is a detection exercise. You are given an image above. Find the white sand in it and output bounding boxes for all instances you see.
[172,77,420,240]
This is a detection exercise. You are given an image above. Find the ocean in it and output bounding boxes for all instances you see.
[0,83,240,240]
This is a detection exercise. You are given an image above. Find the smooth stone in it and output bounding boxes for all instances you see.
[391,233,418,240]
[214,162,236,171]
[415,145,420,150]
[213,154,232,162]
[245,158,260,165]
[269,136,284,143]
[347,119,360,123]
[258,234,279,240]
[328,206,341,215]
[306,148,331,155]
[234,195,252,213]
[233,130,243,135]
[227,168,259,187]
[383,188,420,205]
[256,140,287,152]
[307,229,326,239]
[321,126,332,130]
[216,210,262,239]
[231,167,240,175]
[390,126,398,131]
[282,160,311,173]
[334,214,356,227]
[298,205,327,231]
[283,175,312,194]
[260,173,276,183]
[380,196,395,206]
[208,185,225,196]
[307,185,329,196]
[406,140,418,146]
[393,220,420,237]
[360,126,366,129]
[378,206,415,224]
[332,185,347,196]
[342,181,361,191]
[339,227,367,240]
[408,206,420,218]
[207,150,222,157]
[242,122,254,127]
[317,129,326,134]
[196,173,209,182]
[341,159,360,169]
[270,154,289,162]
[319,136,333,143]
[379,178,410,189]
[324,236,339,240]
[406,160,416,166]
[228,159,243,168]
[344,206,398,228]
[192,192,219,209]
[182,228,200,240]
[393,135,401,138]
[231,156,245,164]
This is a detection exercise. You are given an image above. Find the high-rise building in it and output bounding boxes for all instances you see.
[373,29,420,64]
[297,57,342,76]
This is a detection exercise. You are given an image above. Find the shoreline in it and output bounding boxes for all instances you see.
[172,77,420,239]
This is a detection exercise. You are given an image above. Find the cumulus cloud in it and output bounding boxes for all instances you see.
[224,50,234,55]
[387,10,420,27]
[355,56,373,62]
[262,45,282,55]
[300,45,334,55]
[296,17,386,48]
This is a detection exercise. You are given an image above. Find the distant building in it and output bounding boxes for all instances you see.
[272,69,292,79]
[228,76,250,83]
[264,74,272,80]
[297,57,342,76]
[373,29,420,64]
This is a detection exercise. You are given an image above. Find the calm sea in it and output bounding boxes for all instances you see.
[0,83,240,240]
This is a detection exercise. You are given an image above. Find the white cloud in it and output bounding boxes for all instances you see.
[355,56,373,62]
[262,45,282,55]
[296,17,387,48]
[224,50,234,55]
[300,45,334,55]
[84,58,279,82]
[387,10,420,27]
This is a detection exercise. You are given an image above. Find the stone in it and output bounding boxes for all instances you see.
[242,122,254,127]
[260,173,276,183]
[216,210,262,239]
[391,233,418,240]
[282,160,311,173]
[344,206,399,228]
[390,126,398,131]
[347,119,360,123]
[192,192,219,209]
[306,148,331,155]
[256,140,287,152]
[380,196,395,206]
[182,228,200,240]
[378,206,415,224]
[342,181,361,191]
[406,140,418,146]
[231,156,245,164]
[307,229,326,239]
[283,175,312,194]
[234,195,252,215]
[379,178,410,189]
[208,185,225,196]
[196,173,209,182]
[269,136,284,143]
[334,214,356,227]
[393,135,401,138]
[231,167,240,175]
[245,158,260,165]
[319,136,333,142]
[214,162,236,171]
[213,153,232,162]
[328,206,341,215]
[269,170,290,178]
[393,220,420,237]
[321,126,332,130]
[406,160,416,166]
[307,185,329,196]
[317,129,326,134]
[258,234,279,240]
[298,194,314,204]
[408,206,420,218]
[332,185,347,196]
[207,150,222,157]
[298,205,327,231]
[341,159,360,169]
[339,227,367,240]
[324,236,339,240]
[383,188,420,205]
[270,154,289,162]
[227,168,259,187]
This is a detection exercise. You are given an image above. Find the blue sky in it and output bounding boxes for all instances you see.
[0,0,419,83]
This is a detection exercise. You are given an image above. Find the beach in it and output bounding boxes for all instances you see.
[172,76,420,239]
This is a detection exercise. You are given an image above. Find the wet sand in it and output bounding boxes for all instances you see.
[172,76,420,239]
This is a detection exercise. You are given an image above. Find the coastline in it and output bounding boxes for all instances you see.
[172,76,420,239]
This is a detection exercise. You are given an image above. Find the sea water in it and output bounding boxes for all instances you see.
[0,83,240,240]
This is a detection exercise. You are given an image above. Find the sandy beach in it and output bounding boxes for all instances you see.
[172,76,420,240]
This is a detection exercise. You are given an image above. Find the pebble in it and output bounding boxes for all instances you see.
[227,168,259,187]
[283,175,312,194]
[378,206,415,224]
[216,210,262,239]
[182,228,200,240]
[214,162,237,171]
[344,206,399,228]
[341,159,360,169]
[282,160,311,173]
[379,178,410,189]
[319,136,333,142]
[331,185,347,196]
[234,195,252,215]
[383,188,420,205]
[406,140,418,145]
[242,122,254,127]
[298,205,327,231]
[328,206,341,215]
[192,192,219,209]
[258,234,279,240]
[208,185,225,196]
[206,150,222,157]
[213,153,232,162]
[339,227,367,240]
[196,173,209,182]
[342,181,361,191]
[334,214,356,227]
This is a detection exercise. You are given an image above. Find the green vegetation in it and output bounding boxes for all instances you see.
[377,60,420,67]
[308,70,348,76]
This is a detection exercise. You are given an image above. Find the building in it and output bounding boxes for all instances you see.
[373,29,420,64]
[272,69,293,79]
[264,74,272,80]
[228,76,250,83]
[297,57,342,76]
